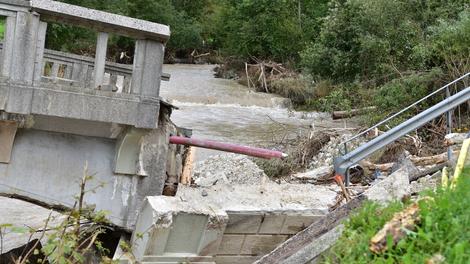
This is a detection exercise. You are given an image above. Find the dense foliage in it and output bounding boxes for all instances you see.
[44,0,469,118]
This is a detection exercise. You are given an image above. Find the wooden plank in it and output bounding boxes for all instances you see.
[180,147,195,185]
[93,32,108,89]
[255,195,366,264]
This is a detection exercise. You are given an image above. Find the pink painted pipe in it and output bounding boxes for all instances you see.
[169,136,287,159]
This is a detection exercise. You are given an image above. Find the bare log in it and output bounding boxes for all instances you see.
[370,203,420,254]
[361,151,458,174]
[332,106,377,120]
[180,147,195,185]
[410,151,458,166]
[360,160,394,173]
[409,162,447,182]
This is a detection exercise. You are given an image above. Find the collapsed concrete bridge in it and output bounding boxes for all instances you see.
[0,1,340,263]
[0,0,177,230]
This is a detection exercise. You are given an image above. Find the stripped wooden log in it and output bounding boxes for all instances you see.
[332,106,377,120]
[180,147,195,185]
[370,202,420,254]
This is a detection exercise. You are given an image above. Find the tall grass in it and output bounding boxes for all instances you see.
[322,170,470,263]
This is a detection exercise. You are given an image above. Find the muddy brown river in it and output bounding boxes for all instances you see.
[160,64,348,161]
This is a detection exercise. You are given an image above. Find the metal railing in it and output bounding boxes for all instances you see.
[335,72,470,185]
[340,72,470,154]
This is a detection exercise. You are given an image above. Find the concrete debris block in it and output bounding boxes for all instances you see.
[410,171,441,194]
[176,183,338,214]
[193,153,268,186]
[293,166,333,181]
[364,166,411,204]
[128,196,228,263]
[0,197,66,253]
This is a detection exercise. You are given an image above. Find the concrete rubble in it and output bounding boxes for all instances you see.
[364,166,412,204]
[118,152,343,263]
[193,153,268,186]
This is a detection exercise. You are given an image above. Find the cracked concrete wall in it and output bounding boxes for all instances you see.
[0,107,175,230]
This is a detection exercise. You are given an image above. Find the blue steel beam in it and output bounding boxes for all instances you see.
[334,86,470,184]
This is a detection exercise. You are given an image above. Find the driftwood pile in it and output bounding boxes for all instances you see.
[245,59,288,93]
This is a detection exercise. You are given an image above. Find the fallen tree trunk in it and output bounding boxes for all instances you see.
[332,106,376,120]
[360,151,458,173]
[370,202,420,254]
[409,162,447,182]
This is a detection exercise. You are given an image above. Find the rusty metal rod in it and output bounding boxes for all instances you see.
[169,136,287,159]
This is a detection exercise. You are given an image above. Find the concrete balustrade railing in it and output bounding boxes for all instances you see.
[0,0,171,129]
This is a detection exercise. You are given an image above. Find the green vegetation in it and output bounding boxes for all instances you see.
[49,0,469,121]
[322,171,470,263]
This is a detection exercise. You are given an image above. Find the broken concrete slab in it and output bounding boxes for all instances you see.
[364,166,411,204]
[176,183,339,214]
[255,196,365,264]
[410,171,441,194]
[128,196,228,263]
[0,197,66,253]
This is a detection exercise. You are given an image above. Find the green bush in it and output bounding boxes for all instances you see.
[368,69,443,125]
[269,76,315,105]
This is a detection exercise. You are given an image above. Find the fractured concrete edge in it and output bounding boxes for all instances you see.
[283,224,344,264]
[254,196,366,264]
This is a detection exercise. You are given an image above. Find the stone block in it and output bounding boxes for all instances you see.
[217,235,245,255]
[225,214,262,234]
[364,166,410,204]
[280,216,322,235]
[258,215,286,234]
[240,235,288,256]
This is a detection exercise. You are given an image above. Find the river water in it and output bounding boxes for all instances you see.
[160,64,347,161]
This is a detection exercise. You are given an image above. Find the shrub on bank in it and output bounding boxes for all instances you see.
[321,170,470,263]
